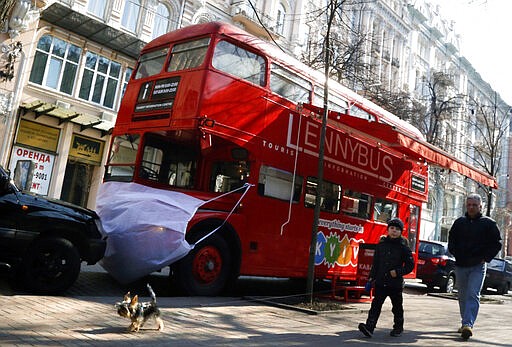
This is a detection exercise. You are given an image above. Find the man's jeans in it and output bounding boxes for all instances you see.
[455,263,486,328]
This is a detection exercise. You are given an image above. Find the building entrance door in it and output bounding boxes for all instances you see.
[61,161,92,207]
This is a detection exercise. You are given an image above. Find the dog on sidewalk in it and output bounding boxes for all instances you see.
[115,284,164,332]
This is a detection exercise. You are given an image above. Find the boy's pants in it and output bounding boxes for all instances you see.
[366,285,404,330]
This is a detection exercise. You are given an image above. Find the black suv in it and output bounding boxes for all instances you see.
[0,165,106,294]
[416,240,456,293]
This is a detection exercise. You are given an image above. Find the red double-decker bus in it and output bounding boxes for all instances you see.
[100,21,496,295]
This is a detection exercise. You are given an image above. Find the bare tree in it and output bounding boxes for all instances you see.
[0,0,17,25]
[463,93,509,216]
[366,86,426,123]
[300,0,378,89]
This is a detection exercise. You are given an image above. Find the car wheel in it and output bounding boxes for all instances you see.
[442,274,455,293]
[173,234,232,296]
[21,237,81,294]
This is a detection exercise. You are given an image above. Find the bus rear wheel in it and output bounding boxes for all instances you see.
[174,234,232,296]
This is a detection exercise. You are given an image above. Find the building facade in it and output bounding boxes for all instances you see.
[0,0,510,255]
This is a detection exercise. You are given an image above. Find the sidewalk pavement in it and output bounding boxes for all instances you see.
[1,288,511,346]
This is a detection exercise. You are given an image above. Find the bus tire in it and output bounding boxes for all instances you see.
[174,234,232,296]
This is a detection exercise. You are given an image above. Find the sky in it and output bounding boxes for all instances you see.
[428,0,512,105]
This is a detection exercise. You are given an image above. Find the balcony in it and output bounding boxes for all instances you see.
[40,2,145,59]
[231,1,277,40]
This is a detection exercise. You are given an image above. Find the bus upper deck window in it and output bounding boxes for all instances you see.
[167,37,210,72]
[270,64,311,103]
[212,40,265,86]
[135,48,169,79]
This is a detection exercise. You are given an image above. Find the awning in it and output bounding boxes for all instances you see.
[301,103,498,189]
[19,100,113,136]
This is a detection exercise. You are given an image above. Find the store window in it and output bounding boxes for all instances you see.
[121,0,141,32]
[152,3,171,39]
[29,35,81,95]
[78,52,121,109]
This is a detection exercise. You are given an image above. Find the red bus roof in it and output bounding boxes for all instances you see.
[142,22,423,139]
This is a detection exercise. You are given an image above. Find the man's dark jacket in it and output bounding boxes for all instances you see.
[448,212,502,267]
[369,236,415,288]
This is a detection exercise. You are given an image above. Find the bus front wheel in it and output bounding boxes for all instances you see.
[174,234,232,296]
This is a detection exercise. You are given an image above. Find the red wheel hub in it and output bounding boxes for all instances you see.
[192,245,222,284]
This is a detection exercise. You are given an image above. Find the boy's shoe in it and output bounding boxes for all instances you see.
[461,326,473,340]
[390,328,403,337]
[358,323,373,337]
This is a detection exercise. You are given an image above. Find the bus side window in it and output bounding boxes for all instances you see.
[210,161,250,193]
[270,63,311,103]
[212,40,266,86]
[258,165,301,201]
[304,178,341,214]
[374,198,398,222]
[341,190,372,219]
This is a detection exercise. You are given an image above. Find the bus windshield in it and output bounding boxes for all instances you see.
[167,37,210,72]
[105,134,140,181]
[135,48,169,79]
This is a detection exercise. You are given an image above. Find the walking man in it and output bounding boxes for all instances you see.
[448,193,502,341]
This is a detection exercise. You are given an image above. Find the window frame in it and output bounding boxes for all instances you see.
[121,0,141,33]
[152,2,171,39]
[87,0,107,19]
[28,34,82,95]
[78,51,122,109]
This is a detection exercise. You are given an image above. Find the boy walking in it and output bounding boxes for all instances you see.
[358,218,414,338]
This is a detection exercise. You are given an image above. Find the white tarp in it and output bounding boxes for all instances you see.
[96,182,205,283]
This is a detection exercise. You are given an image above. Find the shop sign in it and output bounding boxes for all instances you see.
[16,119,60,152]
[9,145,55,195]
[69,134,104,165]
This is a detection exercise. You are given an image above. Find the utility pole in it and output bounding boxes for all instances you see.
[306,0,335,304]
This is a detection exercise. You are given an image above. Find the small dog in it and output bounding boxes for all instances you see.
[115,284,164,332]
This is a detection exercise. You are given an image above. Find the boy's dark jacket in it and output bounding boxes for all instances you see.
[369,236,414,288]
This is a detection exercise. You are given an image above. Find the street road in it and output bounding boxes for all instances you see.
[0,265,511,346]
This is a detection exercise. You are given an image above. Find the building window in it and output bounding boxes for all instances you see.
[152,3,170,39]
[29,35,81,95]
[276,3,286,35]
[121,0,141,32]
[78,52,121,109]
[87,0,107,19]
[121,67,133,99]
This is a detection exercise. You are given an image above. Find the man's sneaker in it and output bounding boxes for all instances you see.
[390,328,403,337]
[457,326,463,333]
[461,326,473,340]
[358,323,373,337]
